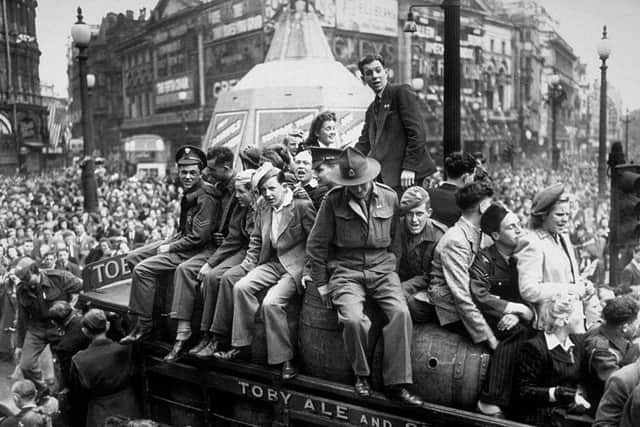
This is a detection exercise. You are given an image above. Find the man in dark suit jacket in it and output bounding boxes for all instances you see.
[355,54,435,193]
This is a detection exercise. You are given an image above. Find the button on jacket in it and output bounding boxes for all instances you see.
[168,180,219,253]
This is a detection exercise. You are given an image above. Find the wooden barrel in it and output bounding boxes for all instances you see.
[298,284,385,386]
[409,323,490,410]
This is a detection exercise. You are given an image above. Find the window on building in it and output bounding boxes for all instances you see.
[498,85,504,108]
[485,90,494,110]
[490,39,494,52]
[501,41,506,55]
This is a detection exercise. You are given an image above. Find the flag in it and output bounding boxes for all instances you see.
[48,105,67,148]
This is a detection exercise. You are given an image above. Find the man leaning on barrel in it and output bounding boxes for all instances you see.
[306,147,423,406]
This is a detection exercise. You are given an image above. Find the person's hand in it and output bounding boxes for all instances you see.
[316,285,333,308]
[486,335,499,351]
[212,232,224,246]
[497,313,520,331]
[508,303,534,321]
[582,279,595,298]
[13,347,22,363]
[157,244,170,254]
[197,263,213,281]
[301,275,312,290]
[574,393,591,410]
[400,170,415,189]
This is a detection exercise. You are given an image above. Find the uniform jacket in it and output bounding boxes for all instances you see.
[514,332,587,426]
[355,84,435,186]
[16,270,82,347]
[619,260,640,295]
[594,360,640,427]
[207,203,255,268]
[167,180,219,253]
[214,176,238,238]
[584,323,640,406]
[70,337,140,427]
[428,217,494,344]
[54,260,81,278]
[50,313,91,389]
[398,219,447,283]
[514,228,583,328]
[307,183,400,292]
[243,193,316,292]
[469,244,524,322]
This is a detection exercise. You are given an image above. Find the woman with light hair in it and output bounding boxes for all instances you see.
[513,292,591,425]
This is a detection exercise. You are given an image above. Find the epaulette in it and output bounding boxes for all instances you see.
[430,219,448,234]
[374,182,395,193]
[325,186,344,198]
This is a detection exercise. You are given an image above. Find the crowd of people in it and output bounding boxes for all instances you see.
[2,53,639,427]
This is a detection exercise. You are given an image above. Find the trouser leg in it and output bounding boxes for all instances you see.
[368,271,413,386]
[170,248,215,321]
[262,270,297,365]
[210,263,251,339]
[19,329,48,387]
[200,251,246,331]
[231,263,282,348]
[125,241,162,270]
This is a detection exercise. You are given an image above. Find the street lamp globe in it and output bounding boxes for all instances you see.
[596,26,612,60]
[403,12,417,33]
[70,7,91,48]
[549,73,560,86]
[86,73,96,89]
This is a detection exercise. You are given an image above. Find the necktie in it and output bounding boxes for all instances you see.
[374,96,382,115]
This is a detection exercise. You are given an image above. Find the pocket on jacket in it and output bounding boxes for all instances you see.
[371,207,393,246]
[335,211,362,246]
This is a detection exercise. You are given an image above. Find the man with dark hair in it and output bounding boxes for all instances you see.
[214,163,316,381]
[308,147,341,209]
[584,296,640,407]
[355,54,435,193]
[13,257,82,392]
[469,204,533,416]
[121,146,219,345]
[427,151,478,227]
[163,147,238,361]
[306,148,423,406]
[426,181,497,348]
[54,248,81,278]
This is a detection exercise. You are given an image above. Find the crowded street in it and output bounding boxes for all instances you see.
[2,0,640,426]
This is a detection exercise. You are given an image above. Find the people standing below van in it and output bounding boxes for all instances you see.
[355,54,435,193]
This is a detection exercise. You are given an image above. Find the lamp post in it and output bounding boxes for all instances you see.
[71,7,98,212]
[178,90,189,145]
[597,25,612,199]
[86,73,96,155]
[545,73,566,171]
[403,0,461,159]
[471,100,481,145]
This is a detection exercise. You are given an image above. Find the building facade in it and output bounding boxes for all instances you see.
[0,0,49,173]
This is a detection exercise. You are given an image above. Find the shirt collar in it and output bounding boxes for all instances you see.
[544,332,575,352]
[460,216,480,233]
[273,188,293,213]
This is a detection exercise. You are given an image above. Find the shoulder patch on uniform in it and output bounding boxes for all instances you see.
[375,182,395,192]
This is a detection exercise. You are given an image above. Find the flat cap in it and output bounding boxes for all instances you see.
[531,183,568,217]
[240,146,262,169]
[400,186,430,215]
[175,145,206,169]
[311,147,342,169]
[82,308,108,334]
[252,162,281,192]
[480,204,508,235]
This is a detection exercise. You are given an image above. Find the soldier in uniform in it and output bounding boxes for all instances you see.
[214,163,316,381]
[397,186,447,319]
[164,147,237,361]
[309,147,341,209]
[189,169,257,359]
[306,147,423,406]
[121,146,218,345]
[469,204,534,417]
[13,257,82,392]
[584,296,640,408]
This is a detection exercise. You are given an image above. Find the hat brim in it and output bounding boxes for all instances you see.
[327,158,381,186]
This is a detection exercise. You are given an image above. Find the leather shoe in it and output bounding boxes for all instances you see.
[214,346,251,361]
[188,335,211,356]
[281,360,297,381]
[355,376,371,397]
[193,340,221,359]
[119,323,153,345]
[164,339,188,362]
[386,385,424,407]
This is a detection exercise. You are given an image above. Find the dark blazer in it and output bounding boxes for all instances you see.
[355,84,435,187]
[594,361,640,427]
[514,332,587,425]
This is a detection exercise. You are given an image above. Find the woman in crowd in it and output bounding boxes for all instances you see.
[514,292,591,425]
[514,183,593,331]
[302,111,338,149]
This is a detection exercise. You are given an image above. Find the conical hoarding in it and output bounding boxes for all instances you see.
[202,1,372,158]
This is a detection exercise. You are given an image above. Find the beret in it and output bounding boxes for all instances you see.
[252,162,281,192]
[400,186,430,215]
[82,308,108,333]
[602,296,639,325]
[240,147,262,169]
[531,183,567,217]
[480,204,508,235]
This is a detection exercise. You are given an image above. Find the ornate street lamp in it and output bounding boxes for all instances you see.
[597,25,612,199]
[178,90,189,145]
[545,73,566,171]
[71,7,98,212]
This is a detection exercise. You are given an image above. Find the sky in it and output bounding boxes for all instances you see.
[37,0,640,110]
